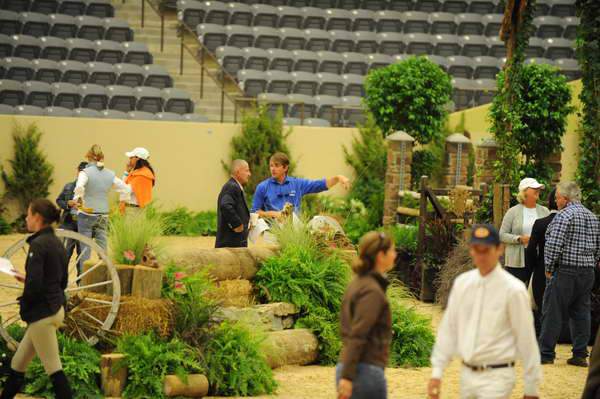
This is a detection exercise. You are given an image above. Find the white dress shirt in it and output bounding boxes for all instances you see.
[431,264,542,397]
[73,171,131,204]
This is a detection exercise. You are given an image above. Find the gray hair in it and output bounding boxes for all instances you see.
[557,181,581,202]
[230,159,248,174]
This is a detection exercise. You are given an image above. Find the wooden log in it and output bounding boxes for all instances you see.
[131,266,164,299]
[210,279,254,307]
[81,260,108,294]
[264,329,319,369]
[107,264,136,296]
[396,206,420,217]
[163,374,209,397]
[100,354,127,398]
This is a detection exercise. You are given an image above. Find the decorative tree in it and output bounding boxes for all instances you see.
[575,0,600,214]
[364,56,452,144]
[1,123,54,219]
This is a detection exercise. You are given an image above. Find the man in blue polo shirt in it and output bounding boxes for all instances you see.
[252,152,350,218]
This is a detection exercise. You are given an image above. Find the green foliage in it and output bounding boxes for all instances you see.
[384,224,418,253]
[116,333,203,399]
[0,215,11,235]
[1,123,54,217]
[295,307,342,365]
[224,106,294,195]
[411,149,439,190]
[108,208,163,264]
[24,334,102,399]
[160,207,217,236]
[204,321,277,396]
[575,0,600,214]
[364,56,452,143]
[343,115,387,227]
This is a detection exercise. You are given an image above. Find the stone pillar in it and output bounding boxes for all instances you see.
[546,152,562,184]
[383,131,415,226]
[475,137,498,186]
[444,133,472,188]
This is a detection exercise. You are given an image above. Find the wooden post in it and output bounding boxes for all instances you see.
[131,266,163,299]
[107,265,136,296]
[418,176,434,302]
[163,374,209,397]
[100,354,127,397]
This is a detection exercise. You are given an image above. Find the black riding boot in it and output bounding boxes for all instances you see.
[0,369,25,399]
[50,370,72,399]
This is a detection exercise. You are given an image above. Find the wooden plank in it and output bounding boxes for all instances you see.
[100,354,127,397]
[396,206,420,217]
[426,188,447,219]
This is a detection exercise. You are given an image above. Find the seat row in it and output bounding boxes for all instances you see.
[217,47,581,81]
[0,34,153,64]
[175,0,575,17]
[0,103,209,121]
[0,79,195,114]
[0,57,174,88]
[198,26,575,60]
[0,10,133,42]
[180,1,577,39]
[1,0,114,17]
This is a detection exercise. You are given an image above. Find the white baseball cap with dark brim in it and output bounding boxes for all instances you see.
[125,147,150,160]
[519,177,544,192]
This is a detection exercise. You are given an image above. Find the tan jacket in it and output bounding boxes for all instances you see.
[500,203,550,268]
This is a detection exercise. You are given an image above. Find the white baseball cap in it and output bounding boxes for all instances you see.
[519,177,544,192]
[125,147,150,160]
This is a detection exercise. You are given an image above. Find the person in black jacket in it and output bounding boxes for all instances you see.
[582,328,600,399]
[55,162,87,274]
[1,199,72,399]
[525,188,558,336]
[215,159,251,248]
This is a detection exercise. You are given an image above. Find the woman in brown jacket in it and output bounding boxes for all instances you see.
[337,231,396,399]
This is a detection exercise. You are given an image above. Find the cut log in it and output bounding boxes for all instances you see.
[163,374,209,397]
[131,266,163,299]
[107,264,136,296]
[81,260,108,294]
[216,302,298,331]
[100,354,127,397]
[264,329,319,369]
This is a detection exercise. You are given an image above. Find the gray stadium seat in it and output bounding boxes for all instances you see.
[375,11,403,33]
[340,95,363,126]
[143,61,178,87]
[487,36,505,58]
[266,70,294,94]
[392,54,406,64]
[287,93,316,118]
[252,4,278,27]
[447,55,474,78]
[127,110,155,120]
[226,25,254,48]
[424,54,449,71]
[87,61,115,85]
[482,14,502,37]
[85,0,114,18]
[563,17,578,40]
[240,47,268,72]
[326,9,353,31]
[253,26,282,49]
[52,82,81,109]
[302,7,326,29]
[370,0,396,11]
[115,63,144,87]
[288,0,310,7]
[0,34,13,58]
[430,12,457,35]
[305,29,332,52]
[104,18,133,42]
[460,35,488,57]
[525,57,555,66]
[283,117,302,125]
[258,92,289,117]
[456,13,484,36]
[178,0,206,28]
[76,15,104,41]
[0,103,14,114]
[228,2,252,26]
[183,113,209,122]
[354,31,378,54]
[451,77,474,109]
[330,29,355,52]
[402,11,430,34]
[41,36,68,61]
[442,0,468,13]
[555,58,581,81]
[59,60,88,84]
[73,107,102,117]
[268,48,294,72]
[163,88,194,114]
[123,41,152,65]
[318,72,344,96]
[80,83,108,110]
[406,33,434,55]
[534,0,552,17]
[544,38,574,60]
[277,6,303,29]
[107,84,135,112]
[433,34,461,56]
[534,16,564,39]
[304,117,331,127]
[24,80,53,107]
[20,12,51,38]
[352,9,376,32]
[15,104,45,115]
[342,73,364,96]
[293,49,319,73]
[342,52,368,75]
[197,23,227,52]
[33,58,61,83]
[100,109,128,119]
[96,40,124,64]
[367,53,392,70]
[2,0,30,12]
[550,0,575,17]
[0,79,25,106]
[291,71,318,95]
[203,1,230,25]
[280,28,306,51]
[4,57,34,81]
[525,37,546,58]
[318,50,344,74]
[58,0,87,17]
[378,32,405,55]
[135,86,164,113]
[67,37,96,62]
[31,0,59,15]
[217,46,245,76]
[468,0,497,14]
[12,35,42,60]
[311,0,336,9]
[0,10,22,36]
[473,78,496,105]
[414,0,441,12]
[338,0,360,10]
[49,13,78,39]
[44,106,74,116]
[473,56,500,79]
[155,112,184,121]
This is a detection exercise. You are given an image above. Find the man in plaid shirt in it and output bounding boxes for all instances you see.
[539,182,600,367]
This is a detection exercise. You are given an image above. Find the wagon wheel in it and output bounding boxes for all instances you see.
[0,229,121,349]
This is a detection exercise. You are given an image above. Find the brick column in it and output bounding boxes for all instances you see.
[383,131,415,226]
[444,133,472,188]
[475,137,498,186]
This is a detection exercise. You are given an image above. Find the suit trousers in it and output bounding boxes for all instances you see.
[460,366,516,399]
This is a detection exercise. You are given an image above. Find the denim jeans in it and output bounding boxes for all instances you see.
[76,213,108,265]
[335,363,386,399]
[539,267,595,361]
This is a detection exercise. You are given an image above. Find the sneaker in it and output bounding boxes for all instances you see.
[567,357,588,367]
[541,359,554,365]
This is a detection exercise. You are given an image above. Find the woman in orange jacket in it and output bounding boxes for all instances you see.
[120,147,155,213]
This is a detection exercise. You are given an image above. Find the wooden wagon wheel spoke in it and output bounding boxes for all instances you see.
[80,309,105,326]
[0,283,22,290]
[83,297,113,305]
[0,301,19,308]
[74,260,103,283]
[66,280,113,293]
[1,313,20,327]
[68,247,90,275]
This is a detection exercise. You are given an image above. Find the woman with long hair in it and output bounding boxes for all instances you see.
[120,147,155,212]
[1,199,71,399]
[337,231,396,399]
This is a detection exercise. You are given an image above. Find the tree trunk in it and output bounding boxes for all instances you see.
[163,374,209,397]
[131,266,163,299]
[107,265,136,296]
[100,354,127,398]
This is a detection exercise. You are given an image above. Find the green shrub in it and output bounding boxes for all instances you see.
[108,208,163,264]
[204,321,277,396]
[0,215,11,235]
[24,334,102,399]
[160,208,217,236]
[116,333,202,399]
[411,149,439,190]
[0,323,26,384]
[384,224,418,253]
[295,307,341,365]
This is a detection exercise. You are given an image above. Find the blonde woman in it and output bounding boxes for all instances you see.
[499,178,550,284]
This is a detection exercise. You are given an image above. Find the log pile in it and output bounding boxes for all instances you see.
[81,261,164,300]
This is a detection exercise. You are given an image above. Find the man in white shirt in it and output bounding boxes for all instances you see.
[428,224,542,399]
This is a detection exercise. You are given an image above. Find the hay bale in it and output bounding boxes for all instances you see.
[263,329,319,369]
[435,240,473,308]
[209,279,254,307]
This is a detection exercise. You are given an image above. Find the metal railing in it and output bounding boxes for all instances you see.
[140,0,165,52]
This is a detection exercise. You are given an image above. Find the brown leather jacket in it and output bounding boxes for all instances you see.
[339,272,392,380]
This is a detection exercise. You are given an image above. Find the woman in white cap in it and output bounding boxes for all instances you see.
[120,147,156,213]
[499,177,550,284]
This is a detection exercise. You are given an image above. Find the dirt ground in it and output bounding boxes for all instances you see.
[0,234,590,399]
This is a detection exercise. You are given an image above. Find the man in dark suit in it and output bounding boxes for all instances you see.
[215,159,251,248]
[525,188,558,335]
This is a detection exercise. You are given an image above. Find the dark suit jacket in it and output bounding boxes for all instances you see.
[525,212,556,309]
[215,178,250,248]
[56,181,77,230]
[582,328,600,399]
